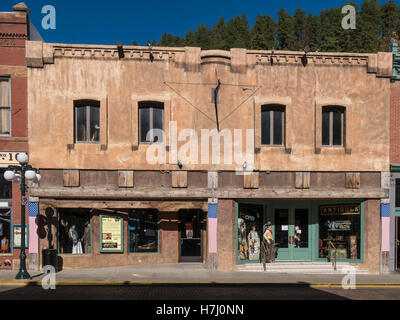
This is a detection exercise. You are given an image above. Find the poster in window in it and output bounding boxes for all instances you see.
[12,225,28,248]
[100,216,123,253]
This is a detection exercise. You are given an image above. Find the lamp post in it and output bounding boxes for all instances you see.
[3,153,40,280]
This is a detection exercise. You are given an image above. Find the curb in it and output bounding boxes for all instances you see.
[1,281,400,288]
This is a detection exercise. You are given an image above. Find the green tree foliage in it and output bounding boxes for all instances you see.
[250,14,276,50]
[380,0,400,51]
[358,0,381,53]
[210,17,229,50]
[226,14,251,49]
[277,9,297,50]
[152,0,400,53]
[307,14,321,52]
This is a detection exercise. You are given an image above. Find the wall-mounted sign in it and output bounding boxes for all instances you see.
[12,225,28,248]
[0,152,23,168]
[100,215,123,253]
[320,204,360,216]
[325,220,352,231]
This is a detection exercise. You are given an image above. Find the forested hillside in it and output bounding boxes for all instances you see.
[140,0,399,53]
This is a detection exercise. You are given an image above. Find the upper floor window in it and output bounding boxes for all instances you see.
[139,102,164,143]
[74,100,100,143]
[0,78,10,136]
[261,105,285,146]
[322,106,345,147]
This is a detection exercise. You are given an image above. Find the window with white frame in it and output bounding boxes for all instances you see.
[261,105,285,146]
[139,102,164,143]
[0,78,10,136]
[322,106,345,147]
[74,100,100,143]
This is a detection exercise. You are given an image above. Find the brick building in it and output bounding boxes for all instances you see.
[0,3,41,271]
[389,42,400,272]
[26,39,393,274]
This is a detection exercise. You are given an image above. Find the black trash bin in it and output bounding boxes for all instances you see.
[42,249,57,271]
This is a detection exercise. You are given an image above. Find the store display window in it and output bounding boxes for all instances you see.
[237,203,263,261]
[128,209,158,253]
[318,204,361,260]
[58,209,91,254]
[0,209,11,254]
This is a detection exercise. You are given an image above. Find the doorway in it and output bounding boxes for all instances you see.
[273,206,311,261]
[179,210,204,263]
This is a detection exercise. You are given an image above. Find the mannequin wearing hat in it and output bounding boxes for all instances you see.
[263,222,277,262]
[263,222,273,245]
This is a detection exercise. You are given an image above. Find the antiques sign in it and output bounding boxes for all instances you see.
[320,204,360,216]
[100,216,123,253]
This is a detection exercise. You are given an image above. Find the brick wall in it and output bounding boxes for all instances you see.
[391,82,400,165]
[0,6,29,270]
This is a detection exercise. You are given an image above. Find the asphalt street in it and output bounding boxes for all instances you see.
[0,283,399,300]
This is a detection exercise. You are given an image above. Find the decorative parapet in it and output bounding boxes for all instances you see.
[392,42,400,81]
[25,41,393,78]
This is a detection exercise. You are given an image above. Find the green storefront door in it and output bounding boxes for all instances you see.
[273,206,311,261]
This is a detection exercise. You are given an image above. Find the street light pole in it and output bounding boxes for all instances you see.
[4,153,40,280]
[16,163,29,280]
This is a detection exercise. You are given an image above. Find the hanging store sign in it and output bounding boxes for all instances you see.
[0,152,22,168]
[100,215,123,253]
[320,204,360,216]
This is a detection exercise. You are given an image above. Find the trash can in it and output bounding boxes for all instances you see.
[42,249,57,271]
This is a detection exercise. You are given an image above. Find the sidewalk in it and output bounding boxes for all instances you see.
[0,264,399,287]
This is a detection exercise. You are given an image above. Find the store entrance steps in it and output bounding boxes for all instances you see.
[238,261,369,274]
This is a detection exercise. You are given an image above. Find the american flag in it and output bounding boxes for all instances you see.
[28,202,39,217]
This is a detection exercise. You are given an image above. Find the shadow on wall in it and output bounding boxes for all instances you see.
[36,207,57,249]
[36,207,64,271]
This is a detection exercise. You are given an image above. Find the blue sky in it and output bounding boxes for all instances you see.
[1,0,399,45]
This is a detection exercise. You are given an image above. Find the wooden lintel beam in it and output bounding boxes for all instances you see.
[31,187,388,200]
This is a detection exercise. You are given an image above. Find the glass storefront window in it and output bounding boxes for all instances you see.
[318,204,361,260]
[294,209,308,248]
[238,204,263,261]
[128,209,158,253]
[58,209,91,254]
[396,179,400,208]
[0,209,11,253]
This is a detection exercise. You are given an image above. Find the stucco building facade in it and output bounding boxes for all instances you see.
[26,40,392,273]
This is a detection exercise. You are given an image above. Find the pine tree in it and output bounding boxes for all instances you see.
[226,14,251,49]
[210,17,229,50]
[294,9,308,50]
[250,14,276,50]
[320,8,342,51]
[307,14,321,51]
[277,9,297,50]
[380,0,400,51]
[185,30,195,46]
[193,24,212,49]
[158,33,168,46]
[357,0,381,53]
[340,1,360,52]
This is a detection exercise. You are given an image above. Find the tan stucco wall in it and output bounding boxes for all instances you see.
[353,199,382,274]
[27,43,392,172]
